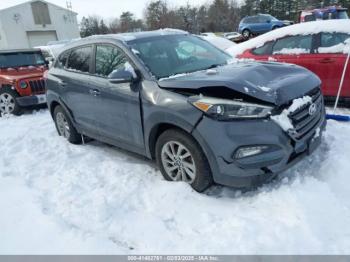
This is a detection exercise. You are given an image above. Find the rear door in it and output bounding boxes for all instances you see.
[59,45,98,133]
[314,32,350,97]
[89,43,144,152]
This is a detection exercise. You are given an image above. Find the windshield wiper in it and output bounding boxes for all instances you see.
[206,63,226,70]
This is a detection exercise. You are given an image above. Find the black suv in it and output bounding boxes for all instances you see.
[46,29,326,192]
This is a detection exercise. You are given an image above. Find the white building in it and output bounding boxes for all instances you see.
[0,0,80,49]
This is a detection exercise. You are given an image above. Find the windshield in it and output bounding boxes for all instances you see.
[0,51,45,69]
[338,10,349,19]
[128,35,232,79]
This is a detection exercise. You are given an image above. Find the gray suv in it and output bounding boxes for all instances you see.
[46,29,326,192]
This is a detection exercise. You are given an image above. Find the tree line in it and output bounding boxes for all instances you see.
[80,0,350,37]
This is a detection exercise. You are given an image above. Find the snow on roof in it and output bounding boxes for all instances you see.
[200,35,236,51]
[227,20,350,57]
[84,29,188,43]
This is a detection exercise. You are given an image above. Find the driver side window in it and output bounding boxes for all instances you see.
[95,45,129,77]
[273,35,313,55]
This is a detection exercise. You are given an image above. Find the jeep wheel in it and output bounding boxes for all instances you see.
[156,129,213,192]
[242,29,251,39]
[54,105,82,144]
[0,88,22,115]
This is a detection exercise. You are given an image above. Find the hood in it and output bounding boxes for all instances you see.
[0,66,46,82]
[157,62,321,106]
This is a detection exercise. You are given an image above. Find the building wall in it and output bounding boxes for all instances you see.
[0,1,80,50]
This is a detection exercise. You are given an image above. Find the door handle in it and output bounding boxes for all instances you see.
[89,88,101,96]
[320,58,335,64]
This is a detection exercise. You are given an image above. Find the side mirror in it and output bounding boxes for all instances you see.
[267,20,271,23]
[108,69,138,84]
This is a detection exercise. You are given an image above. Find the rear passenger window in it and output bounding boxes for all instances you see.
[95,45,128,77]
[67,46,92,73]
[319,32,350,53]
[273,35,312,55]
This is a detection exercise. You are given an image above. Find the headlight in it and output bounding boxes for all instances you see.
[189,96,273,120]
[19,81,28,89]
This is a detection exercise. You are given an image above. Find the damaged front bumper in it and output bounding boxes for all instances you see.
[192,111,326,188]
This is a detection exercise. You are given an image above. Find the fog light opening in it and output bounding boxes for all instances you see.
[234,146,269,159]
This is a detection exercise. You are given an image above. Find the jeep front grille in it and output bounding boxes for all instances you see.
[29,79,46,94]
[288,88,324,140]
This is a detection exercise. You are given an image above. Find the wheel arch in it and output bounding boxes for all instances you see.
[148,123,192,159]
[49,99,75,126]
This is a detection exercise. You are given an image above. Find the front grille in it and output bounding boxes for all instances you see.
[29,79,46,94]
[288,88,324,140]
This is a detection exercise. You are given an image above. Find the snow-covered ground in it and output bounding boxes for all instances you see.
[1,109,350,254]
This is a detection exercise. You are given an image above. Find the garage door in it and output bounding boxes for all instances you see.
[27,31,58,47]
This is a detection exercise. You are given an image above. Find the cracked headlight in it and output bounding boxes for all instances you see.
[189,96,273,120]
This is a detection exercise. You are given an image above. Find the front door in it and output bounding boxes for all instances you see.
[89,44,144,152]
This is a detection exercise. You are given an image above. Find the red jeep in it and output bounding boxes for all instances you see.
[0,49,48,115]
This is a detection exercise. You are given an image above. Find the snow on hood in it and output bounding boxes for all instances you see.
[227,20,350,57]
[158,61,321,106]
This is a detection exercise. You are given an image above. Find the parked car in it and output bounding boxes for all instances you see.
[46,29,326,192]
[239,14,291,39]
[223,32,244,43]
[0,49,48,115]
[231,20,350,103]
[299,6,348,23]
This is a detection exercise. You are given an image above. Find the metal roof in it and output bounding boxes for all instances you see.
[0,48,42,54]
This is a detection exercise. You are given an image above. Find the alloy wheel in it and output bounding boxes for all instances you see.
[0,93,15,114]
[161,141,196,183]
[56,112,71,139]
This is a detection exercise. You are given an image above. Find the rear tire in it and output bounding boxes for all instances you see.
[0,87,22,116]
[155,129,213,192]
[53,105,82,144]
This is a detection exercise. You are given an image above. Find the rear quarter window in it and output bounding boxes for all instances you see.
[56,51,70,68]
[67,46,92,73]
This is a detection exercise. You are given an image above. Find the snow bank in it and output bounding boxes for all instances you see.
[1,110,350,254]
[227,20,350,57]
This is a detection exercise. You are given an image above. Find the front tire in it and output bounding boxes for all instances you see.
[0,87,22,115]
[54,105,82,144]
[156,129,213,192]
